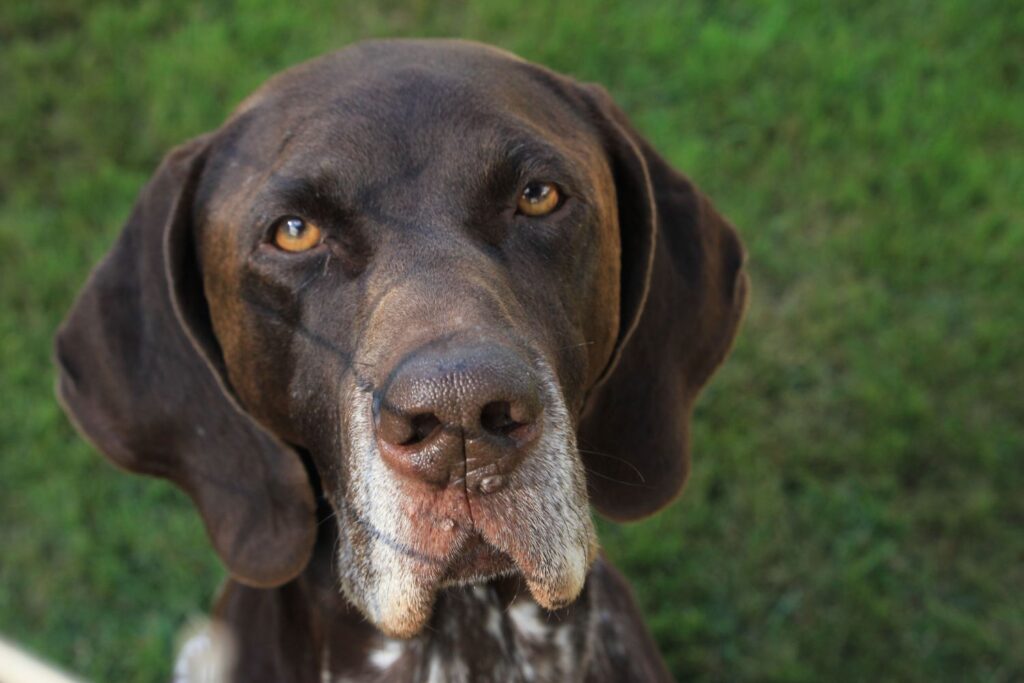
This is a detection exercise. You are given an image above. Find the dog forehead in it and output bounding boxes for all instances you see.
[240,39,573,122]
[195,43,614,245]
[214,40,597,174]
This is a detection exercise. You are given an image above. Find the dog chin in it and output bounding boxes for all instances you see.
[368,570,594,640]
[341,530,597,639]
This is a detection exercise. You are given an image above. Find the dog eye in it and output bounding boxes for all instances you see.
[272,217,323,253]
[516,182,561,217]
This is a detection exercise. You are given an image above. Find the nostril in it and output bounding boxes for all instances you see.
[376,405,442,448]
[480,401,527,437]
[405,413,442,446]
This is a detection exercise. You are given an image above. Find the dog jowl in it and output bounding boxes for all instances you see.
[55,38,748,677]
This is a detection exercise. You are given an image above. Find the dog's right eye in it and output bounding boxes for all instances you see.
[272,217,323,253]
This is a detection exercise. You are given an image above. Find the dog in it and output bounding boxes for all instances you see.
[55,38,748,682]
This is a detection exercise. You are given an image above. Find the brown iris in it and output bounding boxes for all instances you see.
[273,217,323,252]
[517,182,561,217]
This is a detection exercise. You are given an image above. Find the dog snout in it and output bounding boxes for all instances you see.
[373,342,542,492]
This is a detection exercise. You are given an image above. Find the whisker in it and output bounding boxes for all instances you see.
[581,463,650,488]
[317,508,340,528]
[503,579,524,614]
[576,447,647,484]
[556,340,595,351]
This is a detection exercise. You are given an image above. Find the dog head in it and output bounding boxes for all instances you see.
[55,39,747,637]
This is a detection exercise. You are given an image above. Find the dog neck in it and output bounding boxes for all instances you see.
[207,516,615,682]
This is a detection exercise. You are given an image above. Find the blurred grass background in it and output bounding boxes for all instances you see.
[2,1,1022,680]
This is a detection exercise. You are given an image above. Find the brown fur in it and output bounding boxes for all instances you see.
[55,39,747,681]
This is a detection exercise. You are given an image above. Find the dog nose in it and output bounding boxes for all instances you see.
[373,342,542,492]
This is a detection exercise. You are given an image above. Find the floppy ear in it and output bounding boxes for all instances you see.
[54,135,316,587]
[579,87,749,521]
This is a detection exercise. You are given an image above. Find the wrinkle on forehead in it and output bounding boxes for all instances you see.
[211,46,604,190]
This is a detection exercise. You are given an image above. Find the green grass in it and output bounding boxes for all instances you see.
[2,1,1022,680]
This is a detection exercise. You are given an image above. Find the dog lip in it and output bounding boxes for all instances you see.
[341,501,533,592]
[341,499,518,577]
[439,532,518,586]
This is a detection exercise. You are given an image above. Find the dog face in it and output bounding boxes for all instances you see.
[55,40,747,637]
[197,43,620,634]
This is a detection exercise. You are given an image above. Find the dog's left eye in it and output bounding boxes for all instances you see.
[517,182,561,217]
[272,217,323,253]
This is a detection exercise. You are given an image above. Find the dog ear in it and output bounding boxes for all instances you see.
[578,86,749,521]
[54,134,316,587]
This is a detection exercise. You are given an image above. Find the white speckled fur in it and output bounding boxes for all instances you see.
[173,620,234,683]
[369,639,404,671]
